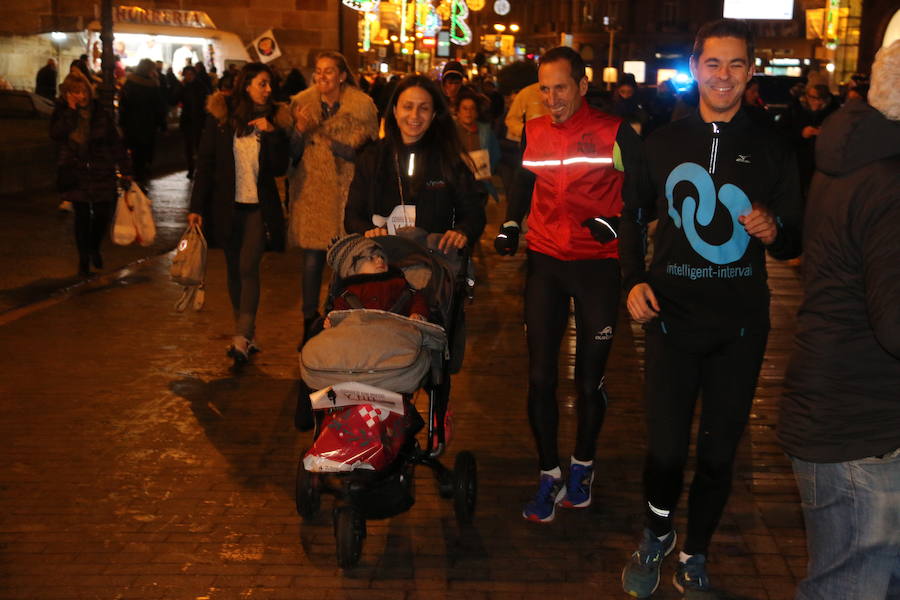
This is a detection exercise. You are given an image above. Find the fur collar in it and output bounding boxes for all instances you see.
[291,84,372,121]
[205,91,292,130]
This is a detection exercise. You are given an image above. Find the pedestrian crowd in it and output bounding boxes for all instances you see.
[42,19,899,600]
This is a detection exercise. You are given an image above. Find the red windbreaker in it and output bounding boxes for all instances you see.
[522,101,624,261]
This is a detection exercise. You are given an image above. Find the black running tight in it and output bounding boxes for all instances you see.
[641,323,768,556]
[524,250,620,471]
[73,200,114,260]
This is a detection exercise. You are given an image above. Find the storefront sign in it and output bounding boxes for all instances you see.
[342,0,380,11]
[114,5,215,29]
[252,29,281,63]
[825,0,840,49]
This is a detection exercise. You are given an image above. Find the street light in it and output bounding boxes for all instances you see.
[493,23,506,33]
[509,24,519,33]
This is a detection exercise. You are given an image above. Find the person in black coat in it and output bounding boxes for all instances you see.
[50,71,132,276]
[172,65,209,179]
[35,59,58,100]
[187,62,292,367]
[792,83,838,194]
[119,58,167,182]
[779,40,900,600]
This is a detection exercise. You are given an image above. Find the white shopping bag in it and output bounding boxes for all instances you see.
[129,183,156,246]
[111,188,137,245]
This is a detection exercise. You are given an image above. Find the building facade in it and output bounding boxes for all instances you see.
[0,0,356,91]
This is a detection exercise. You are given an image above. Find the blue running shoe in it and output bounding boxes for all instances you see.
[621,528,677,598]
[673,554,717,599]
[522,474,565,523]
[561,462,594,508]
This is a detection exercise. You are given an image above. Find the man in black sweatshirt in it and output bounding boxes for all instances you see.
[778,40,900,600]
[619,19,802,599]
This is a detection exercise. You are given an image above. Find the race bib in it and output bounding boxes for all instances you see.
[374,204,416,235]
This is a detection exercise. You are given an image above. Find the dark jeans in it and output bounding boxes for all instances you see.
[224,204,265,340]
[129,140,155,181]
[524,250,620,471]
[182,128,202,175]
[641,323,768,556]
[73,201,114,262]
[301,248,326,321]
[792,451,900,600]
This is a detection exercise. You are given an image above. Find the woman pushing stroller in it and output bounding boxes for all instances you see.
[343,74,486,251]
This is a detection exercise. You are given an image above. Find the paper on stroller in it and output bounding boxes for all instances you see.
[309,382,405,415]
[372,205,417,235]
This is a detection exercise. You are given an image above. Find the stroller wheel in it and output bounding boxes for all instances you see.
[295,451,320,520]
[452,451,477,525]
[334,506,365,568]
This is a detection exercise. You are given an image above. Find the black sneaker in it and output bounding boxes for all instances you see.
[673,554,717,599]
[622,528,677,598]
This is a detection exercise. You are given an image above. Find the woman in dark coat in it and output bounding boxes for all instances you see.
[50,71,132,276]
[344,75,486,251]
[119,58,167,182]
[187,62,292,367]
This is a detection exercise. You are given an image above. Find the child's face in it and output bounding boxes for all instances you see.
[354,253,387,275]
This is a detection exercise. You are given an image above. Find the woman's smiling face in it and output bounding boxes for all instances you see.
[393,86,435,144]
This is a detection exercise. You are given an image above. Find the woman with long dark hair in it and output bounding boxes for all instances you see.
[344,75,485,251]
[187,62,292,367]
[50,71,132,277]
[288,51,378,339]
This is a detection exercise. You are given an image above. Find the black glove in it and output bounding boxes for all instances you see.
[582,216,620,244]
[494,221,520,256]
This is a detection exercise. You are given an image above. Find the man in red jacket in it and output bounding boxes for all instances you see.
[494,46,643,523]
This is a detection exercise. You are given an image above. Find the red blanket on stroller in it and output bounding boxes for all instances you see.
[304,403,413,472]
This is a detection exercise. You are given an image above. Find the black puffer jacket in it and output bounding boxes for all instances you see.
[344,137,486,243]
[189,92,292,250]
[119,72,167,145]
[779,100,900,463]
[49,99,131,203]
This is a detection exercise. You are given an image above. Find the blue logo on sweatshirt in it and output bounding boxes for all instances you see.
[666,162,751,265]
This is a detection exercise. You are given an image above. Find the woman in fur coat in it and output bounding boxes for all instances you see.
[187,62,292,367]
[288,51,378,338]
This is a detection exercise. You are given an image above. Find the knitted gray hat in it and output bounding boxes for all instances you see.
[327,234,385,278]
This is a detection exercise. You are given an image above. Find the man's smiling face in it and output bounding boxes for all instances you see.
[690,35,754,122]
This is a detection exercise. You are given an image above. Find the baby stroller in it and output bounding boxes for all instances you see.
[294,231,476,568]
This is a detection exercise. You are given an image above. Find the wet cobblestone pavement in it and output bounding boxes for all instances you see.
[0,173,806,599]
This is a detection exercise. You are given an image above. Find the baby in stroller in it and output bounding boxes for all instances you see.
[323,233,428,326]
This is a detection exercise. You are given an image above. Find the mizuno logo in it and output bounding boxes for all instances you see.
[595,326,613,341]
[736,154,751,164]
